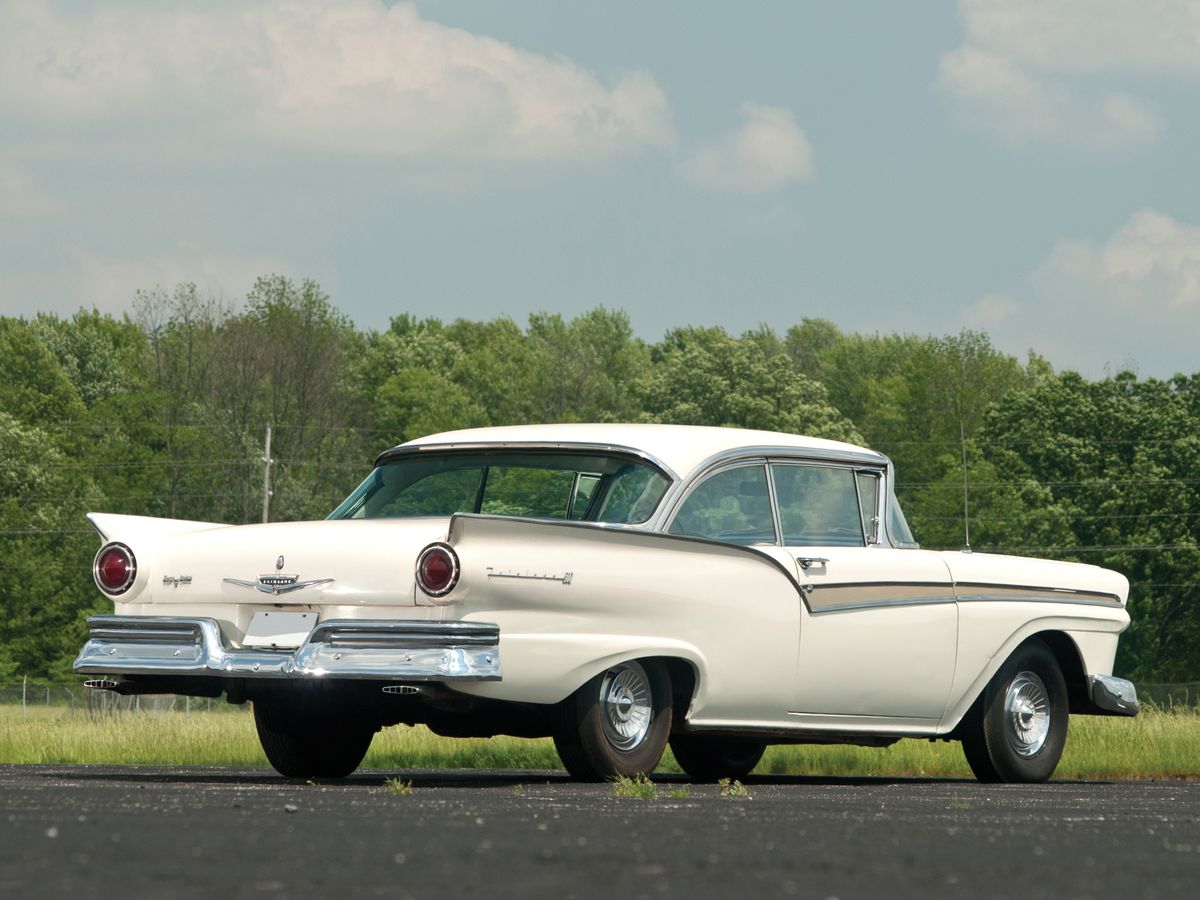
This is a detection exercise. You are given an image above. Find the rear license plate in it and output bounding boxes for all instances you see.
[243,611,316,649]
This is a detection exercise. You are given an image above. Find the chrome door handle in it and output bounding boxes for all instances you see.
[796,557,829,570]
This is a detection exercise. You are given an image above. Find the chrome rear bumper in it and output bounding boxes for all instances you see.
[73,615,501,681]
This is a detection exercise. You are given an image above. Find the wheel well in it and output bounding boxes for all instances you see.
[650,656,698,728]
[951,630,1089,740]
[1031,631,1089,714]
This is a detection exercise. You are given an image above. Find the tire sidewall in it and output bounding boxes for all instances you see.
[980,640,1069,783]
[573,660,672,779]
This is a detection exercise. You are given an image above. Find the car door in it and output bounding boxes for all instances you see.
[770,462,958,722]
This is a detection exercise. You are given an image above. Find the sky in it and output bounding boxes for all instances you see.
[1,0,1198,378]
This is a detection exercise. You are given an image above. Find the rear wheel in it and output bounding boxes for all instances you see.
[253,699,376,779]
[554,660,672,781]
[670,734,765,782]
[961,640,1068,783]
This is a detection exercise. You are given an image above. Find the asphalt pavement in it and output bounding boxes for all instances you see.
[2,765,1198,899]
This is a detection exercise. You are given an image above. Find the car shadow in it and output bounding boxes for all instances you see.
[24,765,1116,789]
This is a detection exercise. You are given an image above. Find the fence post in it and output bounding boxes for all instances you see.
[22,675,27,718]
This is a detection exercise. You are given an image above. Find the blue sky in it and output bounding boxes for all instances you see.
[2,0,1198,377]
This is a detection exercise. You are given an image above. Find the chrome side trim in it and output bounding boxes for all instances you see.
[73,615,501,681]
[955,583,1123,608]
[1088,675,1140,716]
[808,594,958,614]
[804,580,956,614]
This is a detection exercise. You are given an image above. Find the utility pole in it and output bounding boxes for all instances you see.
[261,423,274,524]
[960,418,972,553]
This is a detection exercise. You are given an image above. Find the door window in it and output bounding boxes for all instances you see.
[772,465,864,547]
[667,465,778,545]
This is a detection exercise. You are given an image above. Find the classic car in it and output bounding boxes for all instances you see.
[75,423,1139,782]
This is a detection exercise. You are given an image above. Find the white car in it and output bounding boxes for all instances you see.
[75,424,1138,782]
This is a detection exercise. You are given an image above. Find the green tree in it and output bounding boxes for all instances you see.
[637,326,862,443]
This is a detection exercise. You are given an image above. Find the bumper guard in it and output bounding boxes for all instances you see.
[1088,674,1139,716]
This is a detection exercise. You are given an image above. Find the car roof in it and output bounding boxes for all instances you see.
[396,423,886,481]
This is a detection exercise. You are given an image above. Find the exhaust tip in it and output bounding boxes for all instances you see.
[83,679,119,691]
[382,685,421,696]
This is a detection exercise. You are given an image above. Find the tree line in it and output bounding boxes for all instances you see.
[2,275,1197,682]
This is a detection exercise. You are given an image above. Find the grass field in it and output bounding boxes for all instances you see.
[2,703,1197,779]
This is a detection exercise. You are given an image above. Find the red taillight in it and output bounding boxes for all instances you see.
[94,543,136,595]
[416,543,459,597]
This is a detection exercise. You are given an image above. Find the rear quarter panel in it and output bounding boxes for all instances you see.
[437,515,804,724]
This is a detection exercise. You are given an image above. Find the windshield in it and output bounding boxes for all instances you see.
[328,449,672,525]
[887,486,919,548]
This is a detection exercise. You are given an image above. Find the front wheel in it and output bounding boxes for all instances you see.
[961,640,1068,783]
[253,699,376,779]
[553,660,672,781]
[670,734,765,782]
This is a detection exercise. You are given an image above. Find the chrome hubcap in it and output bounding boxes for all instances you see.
[1004,671,1051,757]
[600,662,653,751]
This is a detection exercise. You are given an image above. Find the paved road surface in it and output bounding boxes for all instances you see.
[2,766,1198,899]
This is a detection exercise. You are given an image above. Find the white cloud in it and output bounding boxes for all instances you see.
[966,209,1200,375]
[937,46,1160,151]
[936,0,1199,151]
[1032,209,1200,311]
[0,247,290,318]
[677,104,813,194]
[957,0,1200,76]
[0,0,674,163]
[962,293,1020,329]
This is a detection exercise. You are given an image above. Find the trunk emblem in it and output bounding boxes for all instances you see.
[224,557,333,596]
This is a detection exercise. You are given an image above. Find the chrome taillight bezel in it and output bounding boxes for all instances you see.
[93,542,137,596]
[415,542,460,598]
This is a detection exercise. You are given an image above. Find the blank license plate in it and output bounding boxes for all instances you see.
[243,611,316,649]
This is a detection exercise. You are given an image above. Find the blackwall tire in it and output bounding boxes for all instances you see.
[670,734,765,782]
[553,660,672,782]
[253,700,375,779]
[961,639,1069,784]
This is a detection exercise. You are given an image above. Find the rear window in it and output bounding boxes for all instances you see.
[328,449,671,525]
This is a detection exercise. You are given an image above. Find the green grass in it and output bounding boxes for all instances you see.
[2,704,1198,780]
[611,773,657,798]
[718,777,751,798]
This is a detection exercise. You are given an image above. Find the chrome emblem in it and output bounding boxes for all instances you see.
[486,567,574,586]
[223,557,332,596]
[162,575,192,588]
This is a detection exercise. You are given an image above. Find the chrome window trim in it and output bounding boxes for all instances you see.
[376,440,682,483]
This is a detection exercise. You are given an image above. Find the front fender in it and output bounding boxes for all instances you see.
[939,606,1129,732]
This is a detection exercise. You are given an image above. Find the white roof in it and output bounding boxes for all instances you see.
[401,423,885,481]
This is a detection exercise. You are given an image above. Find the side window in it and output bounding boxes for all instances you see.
[772,465,864,547]
[856,471,880,543]
[667,465,778,546]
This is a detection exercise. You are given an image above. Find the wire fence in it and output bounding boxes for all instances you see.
[5,679,1200,714]
[0,680,243,715]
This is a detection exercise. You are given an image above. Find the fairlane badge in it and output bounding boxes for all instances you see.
[162,575,192,588]
[224,555,333,596]
[486,567,574,585]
